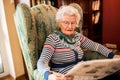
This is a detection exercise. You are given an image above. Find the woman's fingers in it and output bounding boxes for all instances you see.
[53,72,66,80]
[65,75,73,80]
[49,72,73,80]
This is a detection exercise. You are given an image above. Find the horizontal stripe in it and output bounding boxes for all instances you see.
[55,48,70,53]
[80,36,86,44]
[44,44,55,52]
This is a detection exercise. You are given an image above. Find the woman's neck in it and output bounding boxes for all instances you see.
[55,30,76,44]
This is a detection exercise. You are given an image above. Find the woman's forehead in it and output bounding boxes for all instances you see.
[62,15,77,21]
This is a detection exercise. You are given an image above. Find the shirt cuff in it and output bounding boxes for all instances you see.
[108,52,115,58]
[44,71,51,80]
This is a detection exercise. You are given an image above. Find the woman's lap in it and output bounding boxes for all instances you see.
[99,71,120,80]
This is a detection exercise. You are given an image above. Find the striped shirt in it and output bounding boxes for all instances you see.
[37,31,114,80]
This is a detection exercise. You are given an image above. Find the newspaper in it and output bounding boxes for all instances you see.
[65,59,120,80]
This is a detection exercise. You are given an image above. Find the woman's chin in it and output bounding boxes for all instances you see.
[65,33,74,36]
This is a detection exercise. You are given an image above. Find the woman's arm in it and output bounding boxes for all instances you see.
[37,35,56,80]
[80,35,115,58]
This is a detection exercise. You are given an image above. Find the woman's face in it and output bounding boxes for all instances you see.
[58,15,77,36]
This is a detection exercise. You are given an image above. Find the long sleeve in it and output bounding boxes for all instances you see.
[37,34,56,80]
[80,35,115,58]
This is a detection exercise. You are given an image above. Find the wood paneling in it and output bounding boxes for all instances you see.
[103,0,120,50]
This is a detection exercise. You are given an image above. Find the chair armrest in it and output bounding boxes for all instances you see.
[33,69,45,80]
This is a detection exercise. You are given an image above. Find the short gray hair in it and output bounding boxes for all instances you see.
[56,5,81,25]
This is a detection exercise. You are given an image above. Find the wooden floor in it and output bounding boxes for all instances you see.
[0,75,13,80]
[0,75,28,80]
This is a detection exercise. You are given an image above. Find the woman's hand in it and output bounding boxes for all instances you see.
[48,72,65,80]
[48,72,73,80]
[65,75,73,80]
[113,55,120,58]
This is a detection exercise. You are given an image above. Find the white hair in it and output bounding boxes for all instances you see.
[56,5,81,25]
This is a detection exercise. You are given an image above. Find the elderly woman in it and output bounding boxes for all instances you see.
[37,5,120,80]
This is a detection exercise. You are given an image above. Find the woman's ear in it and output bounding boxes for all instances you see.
[76,24,79,28]
[58,22,62,29]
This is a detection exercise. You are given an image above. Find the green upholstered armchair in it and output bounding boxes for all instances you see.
[14,3,58,80]
[14,3,107,80]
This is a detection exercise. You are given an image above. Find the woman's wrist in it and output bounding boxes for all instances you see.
[44,71,52,80]
[108,52,115,58]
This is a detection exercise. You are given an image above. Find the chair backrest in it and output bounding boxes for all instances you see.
[69,3,83,33]
[14,3,34,80]
[14,3,83,80]
[31,4,58,69]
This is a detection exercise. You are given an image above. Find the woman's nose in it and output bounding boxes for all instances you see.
[68,24,72,28]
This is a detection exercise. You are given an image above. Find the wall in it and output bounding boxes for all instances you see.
[14,0,30,7]
[2,0,25,79]
[103,0,120,51]
[0,0,10,77]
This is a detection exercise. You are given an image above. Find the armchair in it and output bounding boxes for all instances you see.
[14,3,107,80]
